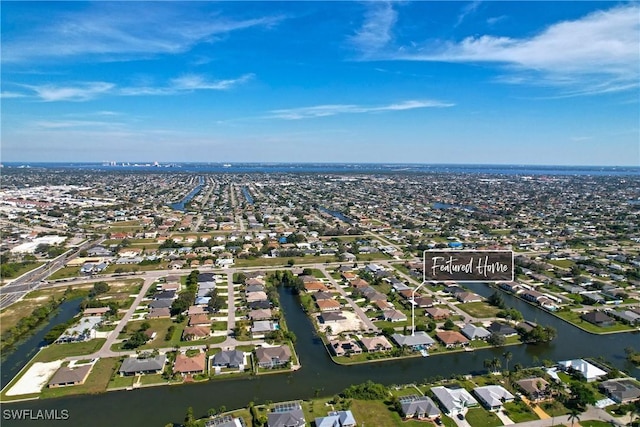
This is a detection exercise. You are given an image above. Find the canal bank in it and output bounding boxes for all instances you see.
[2,285,638,427]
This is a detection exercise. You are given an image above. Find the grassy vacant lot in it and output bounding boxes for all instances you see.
[235,256,337,268]
[456,302,500,318]
[580,421,612,427]
[540,400,570,417]
[36,339,106,362]
[554,310,634,333]
[40,357,118,399]
[349,399,400,427]
[48,266,82,280]
[465,408,503,427]
[546,259,575,269]
[0,261,44,283]
[503,400,539,423]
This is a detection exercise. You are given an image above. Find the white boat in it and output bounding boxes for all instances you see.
[420,349,429,357]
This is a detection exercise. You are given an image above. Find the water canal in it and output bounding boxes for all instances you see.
[169,177,205,211]
[2,285,638,427]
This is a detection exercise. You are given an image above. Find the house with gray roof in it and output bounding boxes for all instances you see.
[119,355,166,376]
[255,345,291,369]
[473,385,515,411]
[48,364,93,388]
[400,395,440,419]
[460,324,491,340]
[267,403,305,427]
[430,386,478,416]
[600,379,640,403]
[315,410,356,427]
[391,332,435,349]
[211,350,245,370]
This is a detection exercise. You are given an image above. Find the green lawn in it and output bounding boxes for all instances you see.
[554,310,634,333]
[503,401,539,423]
[36,339,106,362]
[108,373,135,389]
[580,421,612,427]
[39,357,118,399]
[0,262,44,282]
[465,408,503,427]
[540,400,570,417]
[547,259,575,269]
[456,302,500,318]
[235,256,336,268]
[349,399,400,427]
[48,266,81,280]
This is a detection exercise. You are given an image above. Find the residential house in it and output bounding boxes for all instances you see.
[211,350,245,370]
[425,307,451,320]
[558,359,607,382]
[359,336,393,353]
[456,292,483,303]
[487,322,518,337]
[392,332,435,350]
[249,308,273,321]
[600,379,640,404]
[204,415,243,427]
[317,299,341,312]
[252,320,276,336]
[414,296,435,308]
[400,395,440,419]
[329,339,363,357]
[516,378,550,402]
[182,325,210,341]
[315,411,356,427]
[119,355,166,376]
[581,311,616,327]
[147,307,171,319]
[267,403,306,427]
[48,365,93,388]
[436,331,470,348]
[473,386,515,411]
[189,313,211,327]
[382,309,408,323]
[430,386,478,416]
[319,311,347,324]
[460,323,491,340]
[255,345,292,368]
[174,352,206,376]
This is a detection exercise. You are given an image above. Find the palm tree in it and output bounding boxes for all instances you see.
[492,357,502,374]
[503,351,513,372]
[568,409,581,427]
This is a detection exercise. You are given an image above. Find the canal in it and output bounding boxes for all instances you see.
[318,206,355,225]
[2,285,639,427]
[169,177,205,211]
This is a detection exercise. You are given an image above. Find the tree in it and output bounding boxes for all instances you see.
[93,281,110,295]
[487,332,506,347]
[184,406,196,427]
[503,351,513,372]
[443,319,456,330]
[568,409,581,427]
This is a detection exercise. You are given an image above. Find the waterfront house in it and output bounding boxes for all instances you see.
[251,320,276,336]
[317,299,341,312]
[487,322,518,337]
[359,335,393,353]
[315,410,356,427]
[211,350,245,370]
[400,395,440,419]
[456,292,483,303]
[174,352,206,376]
[319,311,347,324]
[558,359,607,382]
[204,415,244,427]
[473,385,514,411]
[48,365,93,388]
[430,386,478,416]
[435,331,470,348]
[581,311,615,327]
[267,402,306,427]
[119,355,166,376]
[249,308,273,321]
[329,338,363,357]
[460,323,491,340]
[391,332,435,350]
[516,378,549,402]
[255,345,292,368]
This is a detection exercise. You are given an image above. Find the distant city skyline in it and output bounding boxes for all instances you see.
[1,1,639,166]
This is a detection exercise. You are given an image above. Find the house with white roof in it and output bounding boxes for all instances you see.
[473,385,515,411]
[558,359,607,382]
[430,386,478,416]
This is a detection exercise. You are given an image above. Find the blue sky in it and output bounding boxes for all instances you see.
[1,1,639,165]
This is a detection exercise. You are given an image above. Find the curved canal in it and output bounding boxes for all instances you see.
[2,285,638,427]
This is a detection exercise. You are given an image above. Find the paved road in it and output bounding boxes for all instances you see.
[319,266,380,333]
[226,272,237,333]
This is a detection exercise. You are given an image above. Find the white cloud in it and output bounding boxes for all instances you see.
[32,120,124,129]
[24,82,115,102]
[269,99,453,120]
[455,1,482,28]
[20,73,253,101]
[349,2,398,54]
[0,91,26,99]
[369,4,640,95]
[3,4,283,63]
